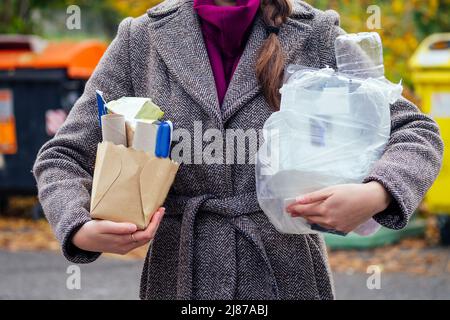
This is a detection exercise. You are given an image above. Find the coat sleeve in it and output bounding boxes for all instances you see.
[33,18,134,263]
[316,10,444,230]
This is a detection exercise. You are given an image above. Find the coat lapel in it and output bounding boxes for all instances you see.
[221,16,266,123]
[149,0,222,127]
[221,4,314,123]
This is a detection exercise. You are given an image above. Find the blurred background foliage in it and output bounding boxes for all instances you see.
[0,0,161,39]
[310,0,450,86]
[0,0,449,86]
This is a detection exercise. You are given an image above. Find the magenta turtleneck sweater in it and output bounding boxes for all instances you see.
[194,0,260,106]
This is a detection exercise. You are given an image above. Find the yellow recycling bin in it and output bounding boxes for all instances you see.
[409,33,450,214]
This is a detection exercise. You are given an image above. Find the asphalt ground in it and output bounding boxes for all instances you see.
[1,250,449,300]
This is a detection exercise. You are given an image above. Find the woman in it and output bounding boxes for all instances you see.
[33,0,443,300]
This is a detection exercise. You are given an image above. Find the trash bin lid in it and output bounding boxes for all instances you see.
[409,33,450,70]
[0,35,107,79]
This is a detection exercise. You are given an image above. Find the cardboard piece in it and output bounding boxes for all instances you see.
[125,121,135,147]
[90,142,180,230]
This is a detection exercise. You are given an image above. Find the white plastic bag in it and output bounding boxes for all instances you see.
[255,33,403,236]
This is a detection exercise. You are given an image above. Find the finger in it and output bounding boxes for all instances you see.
[122,232,157,251]
[99,233,136,246]
[97,220,138,235]
[288,203,324,217]
[149,207,165,230]
[132,228,153,243]
[292,188,333,206]
[132,208,165,242]
[304,216,334,229]
[122,240,150,253]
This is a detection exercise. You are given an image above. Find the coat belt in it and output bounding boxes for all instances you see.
[164,192,280,299]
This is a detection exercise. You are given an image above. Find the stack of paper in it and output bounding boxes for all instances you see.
[103,97,172,158]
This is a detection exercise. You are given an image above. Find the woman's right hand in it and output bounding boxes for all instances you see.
[72,207,165,255]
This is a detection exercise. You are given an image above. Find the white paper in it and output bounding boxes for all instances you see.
[101,114,127,146]
[106,98,150,122]
[132,120,159,154]
[106,97,164,123]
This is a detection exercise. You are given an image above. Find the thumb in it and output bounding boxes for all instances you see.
[96,220,138,235]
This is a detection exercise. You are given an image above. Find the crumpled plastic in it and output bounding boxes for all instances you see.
[256,65,402,236]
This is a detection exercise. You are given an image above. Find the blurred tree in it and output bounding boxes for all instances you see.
[413,0,450,39]
[0,0,123,38]
[0,0,67,33]
[308,0,449,86]
[109,0,162,17]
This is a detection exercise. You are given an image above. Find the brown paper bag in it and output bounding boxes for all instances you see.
[90,141,179,230]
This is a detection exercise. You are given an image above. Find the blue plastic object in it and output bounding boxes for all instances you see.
[96,90,107,126]
[155,121,172,158]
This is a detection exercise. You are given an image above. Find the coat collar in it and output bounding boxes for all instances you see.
[148,0,314,126]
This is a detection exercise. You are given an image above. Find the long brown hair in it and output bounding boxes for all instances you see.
[256,0,292,110]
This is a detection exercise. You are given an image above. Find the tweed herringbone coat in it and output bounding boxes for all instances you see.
[33,0,443,300]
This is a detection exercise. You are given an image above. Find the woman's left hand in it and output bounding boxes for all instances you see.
[286,182,392,234]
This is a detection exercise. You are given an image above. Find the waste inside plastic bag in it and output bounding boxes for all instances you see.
[255,32,403,236]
